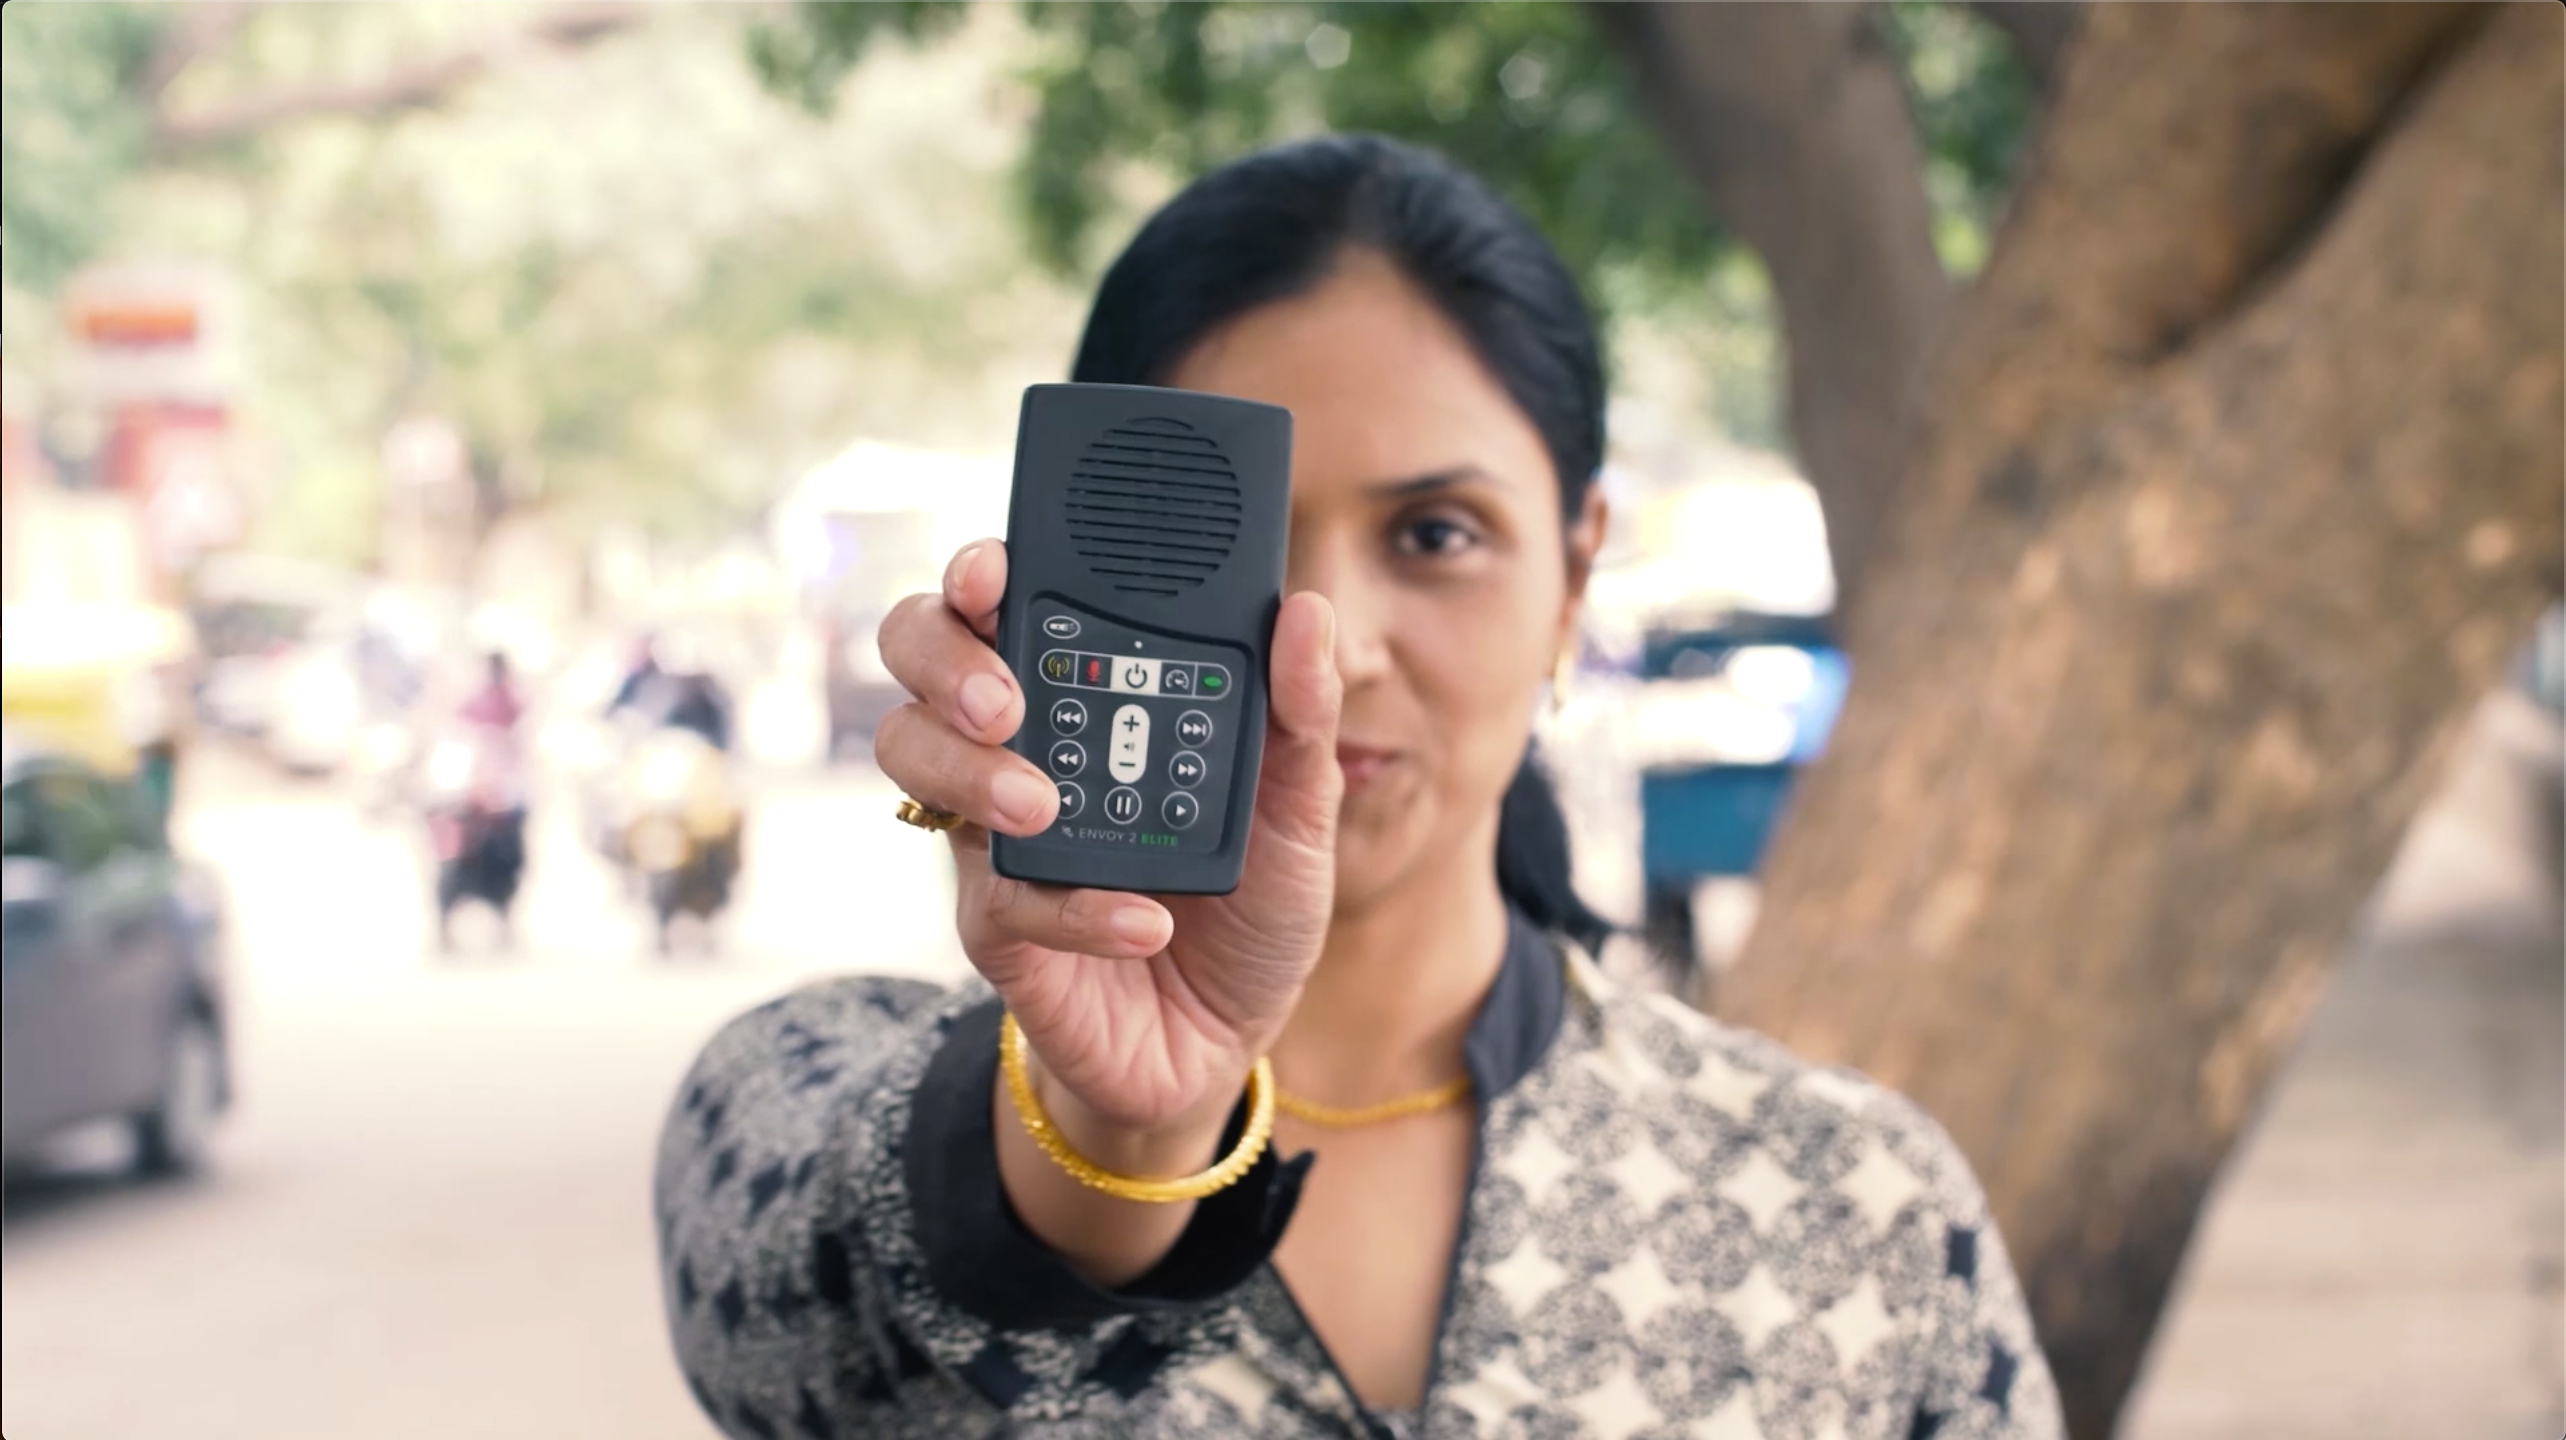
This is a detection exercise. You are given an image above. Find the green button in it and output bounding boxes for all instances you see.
[1199,670,1224,693]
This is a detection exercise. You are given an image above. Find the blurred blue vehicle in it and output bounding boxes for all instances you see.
[1632,612,1848,968]
[1,730,232,1176]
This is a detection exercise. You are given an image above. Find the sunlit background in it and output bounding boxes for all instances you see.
[3,5,2558,1439]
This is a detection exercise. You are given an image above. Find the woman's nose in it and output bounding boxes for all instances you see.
[1289,547,1392,687]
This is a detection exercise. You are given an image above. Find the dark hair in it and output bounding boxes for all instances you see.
[1072,134,1612,953]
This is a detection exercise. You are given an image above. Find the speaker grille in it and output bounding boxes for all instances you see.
[1063,417,1242,597]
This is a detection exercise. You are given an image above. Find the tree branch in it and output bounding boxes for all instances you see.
[1586,0,1952,605]
[135,1,265,109]
[147,2,654,156]
[1918,1,2483,481]
[1965,1,2082,93]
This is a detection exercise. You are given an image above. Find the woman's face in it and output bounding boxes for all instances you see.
[1165,250,1604,913]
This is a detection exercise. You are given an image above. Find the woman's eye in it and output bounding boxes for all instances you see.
[1396,516,1482,556]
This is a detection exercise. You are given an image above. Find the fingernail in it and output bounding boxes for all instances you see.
[958,673,1013,733]
[945,542,984,594]
[990,769,1050,828]
[1109,907,1165,949]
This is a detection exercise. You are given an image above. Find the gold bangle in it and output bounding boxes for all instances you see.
[998,1011,1274,1204]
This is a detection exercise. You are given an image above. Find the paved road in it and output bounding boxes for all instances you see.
[2124,693,2564,1440]
[2,752,967,1440]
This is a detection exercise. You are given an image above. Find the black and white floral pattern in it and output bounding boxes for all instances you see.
[656,934,2064,1438]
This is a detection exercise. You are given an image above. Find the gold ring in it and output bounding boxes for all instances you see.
[895,798,964,832]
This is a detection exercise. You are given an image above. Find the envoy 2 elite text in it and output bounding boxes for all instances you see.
[990,383,1292,896]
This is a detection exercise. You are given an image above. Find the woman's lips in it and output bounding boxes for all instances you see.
[1335,744,1401,789]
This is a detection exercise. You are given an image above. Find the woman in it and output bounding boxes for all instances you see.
[658,135,2061,1440]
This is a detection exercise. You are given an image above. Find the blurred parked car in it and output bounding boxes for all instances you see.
[2517,602,2564,718]
[186,554,365,740]
[264,622,370,775]
[1,730,231,1176]
[1632,611,1849,976]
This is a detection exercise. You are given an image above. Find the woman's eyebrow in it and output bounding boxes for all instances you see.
[1367,466,1494,500]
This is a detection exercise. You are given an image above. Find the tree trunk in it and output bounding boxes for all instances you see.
[1717,5,2562,1437]
[1587,1,1951,604]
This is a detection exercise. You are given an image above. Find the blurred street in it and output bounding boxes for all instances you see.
[3,4,2557,1436]
[4,699,2557,1440]
[1,746,968,1440]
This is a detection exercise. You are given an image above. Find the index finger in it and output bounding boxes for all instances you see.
[944,540,1007,643]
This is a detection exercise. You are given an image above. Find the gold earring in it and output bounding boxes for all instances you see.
[1550,646,1573,715]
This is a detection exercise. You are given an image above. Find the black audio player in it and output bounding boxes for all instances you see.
[988,383,1292,896]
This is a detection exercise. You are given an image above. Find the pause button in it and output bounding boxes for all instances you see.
[1103,787,1143,826]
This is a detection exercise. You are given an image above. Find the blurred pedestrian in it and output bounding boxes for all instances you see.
[457,649,526,734]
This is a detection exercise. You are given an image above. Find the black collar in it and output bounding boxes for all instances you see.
[1461,908,1567,1101]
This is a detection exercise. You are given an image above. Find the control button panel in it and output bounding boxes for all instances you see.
[1039,649,1235,702]
[1022,597,1247,856]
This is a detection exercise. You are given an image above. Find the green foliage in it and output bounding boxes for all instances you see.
[749,2,2040,454]
[1877,0,2038,275]
[755,1,1722,311]
[35,4,1090,556]
[1,0,2045,569]
[0,3,170,294]
[753,2,2039,292]
[745,1,968,115]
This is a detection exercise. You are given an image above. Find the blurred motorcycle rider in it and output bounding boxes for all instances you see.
[607,634,666,719]
[660,671,733,754]
[610,635,733,754]
[617,635,743,900]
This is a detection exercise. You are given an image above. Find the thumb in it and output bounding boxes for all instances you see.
[1253,591,1342,854]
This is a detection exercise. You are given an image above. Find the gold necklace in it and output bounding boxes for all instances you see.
[1274,1075,1473,1129]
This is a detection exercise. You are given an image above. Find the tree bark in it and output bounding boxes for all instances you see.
[147,2,653,155]
[1718,5,2561,1436]
[1586,1,1951,605]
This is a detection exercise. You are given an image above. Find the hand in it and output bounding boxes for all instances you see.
[874,540,1343,1144]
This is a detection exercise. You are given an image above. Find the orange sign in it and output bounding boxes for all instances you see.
[70,300,202,348]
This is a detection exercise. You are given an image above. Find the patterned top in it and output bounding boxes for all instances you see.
[655,913,2064,1439]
